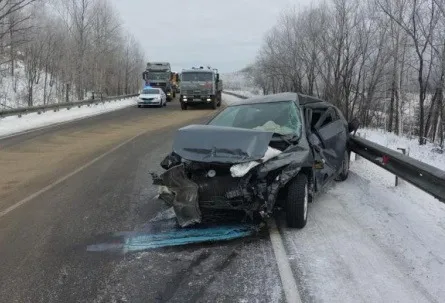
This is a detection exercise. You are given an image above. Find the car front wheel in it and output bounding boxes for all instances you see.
[286,174,308,228]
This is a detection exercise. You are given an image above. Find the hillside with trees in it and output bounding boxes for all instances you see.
[0,0,145,109]
[247,0,445,146]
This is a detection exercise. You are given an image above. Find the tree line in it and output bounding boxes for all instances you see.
[0,0,145,107]
[247,0,445,146]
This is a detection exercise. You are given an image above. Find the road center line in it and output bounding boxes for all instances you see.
[268,218,302,303]
[0,129,148,219]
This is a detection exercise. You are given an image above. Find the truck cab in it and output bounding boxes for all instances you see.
[179,67,223,110]
[142,62,175,101]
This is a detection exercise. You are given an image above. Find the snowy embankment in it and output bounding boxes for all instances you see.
[224,89,262,99]
[222,92,243,106]
[0,98,137,138]
[358,128,444,170]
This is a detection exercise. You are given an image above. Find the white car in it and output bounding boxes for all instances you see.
[137,88,167,108]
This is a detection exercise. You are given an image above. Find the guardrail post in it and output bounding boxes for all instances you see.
[352,132,366,161]
[395,147,407,186]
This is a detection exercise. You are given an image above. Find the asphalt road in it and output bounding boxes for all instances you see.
[0,99,284,303]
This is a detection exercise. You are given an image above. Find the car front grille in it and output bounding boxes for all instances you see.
[184,89,210,96]
[141,98,154,101]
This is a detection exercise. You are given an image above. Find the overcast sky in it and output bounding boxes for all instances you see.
[110,0,314,73]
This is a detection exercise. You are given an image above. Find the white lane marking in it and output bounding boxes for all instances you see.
[0,130,147,218]
[268,218,302,303]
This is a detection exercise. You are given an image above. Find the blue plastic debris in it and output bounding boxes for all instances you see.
[87,223,257,253]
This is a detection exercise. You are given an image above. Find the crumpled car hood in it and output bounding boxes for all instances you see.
[172,125,274,164]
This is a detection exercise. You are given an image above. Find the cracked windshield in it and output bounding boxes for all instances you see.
[0,0,444,302]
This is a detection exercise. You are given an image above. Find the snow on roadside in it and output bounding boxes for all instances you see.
[357,128,445,171]
[222,92,244,106]
[0,98,137,137]
[224,90,261,98]
[284,156,445,303]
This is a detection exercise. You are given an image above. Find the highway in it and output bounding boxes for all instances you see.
[1,96,444,303]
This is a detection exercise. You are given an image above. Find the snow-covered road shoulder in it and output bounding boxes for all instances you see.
[282,157,445,303]
[0,98,137,138]
[222,92,244,106]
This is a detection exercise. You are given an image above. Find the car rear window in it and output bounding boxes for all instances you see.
[142,89,160,94]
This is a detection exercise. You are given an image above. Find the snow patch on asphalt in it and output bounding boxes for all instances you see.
[0,98,137,137]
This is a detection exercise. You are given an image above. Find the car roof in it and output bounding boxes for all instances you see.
[229,92,331,107]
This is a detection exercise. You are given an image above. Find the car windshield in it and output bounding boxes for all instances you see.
[142,89,159,94]
[208,101,302,136]
[181,72,213,82]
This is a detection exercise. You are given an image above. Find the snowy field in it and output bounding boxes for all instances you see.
[0,97,137,137]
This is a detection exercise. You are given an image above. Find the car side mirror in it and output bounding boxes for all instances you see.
[348,117,359,133]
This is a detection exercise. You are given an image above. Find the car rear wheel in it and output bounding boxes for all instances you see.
[335,150,349,181]
[286,174,308,228]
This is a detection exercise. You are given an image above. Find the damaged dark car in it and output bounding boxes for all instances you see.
[153,92,358,228]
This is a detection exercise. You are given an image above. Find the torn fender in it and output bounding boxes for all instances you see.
[257,146,311,176]
[160,165,201,227]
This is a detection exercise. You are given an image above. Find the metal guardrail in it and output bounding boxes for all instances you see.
[222,91,249,99]
[0,94,138,118]
[224,91,445,203]
[349,136,445,202]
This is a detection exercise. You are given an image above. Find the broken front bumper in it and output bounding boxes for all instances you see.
[154,161,302,227]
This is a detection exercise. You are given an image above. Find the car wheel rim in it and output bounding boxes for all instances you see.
[303,183,308,221]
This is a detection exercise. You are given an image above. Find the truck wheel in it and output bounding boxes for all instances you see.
[211,98,217,109]
[335,150,349,181]
[181,102,187,110]
[286,174,308,228]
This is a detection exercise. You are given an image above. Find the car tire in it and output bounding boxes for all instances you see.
[181,102,187,110]
[211,98,217,109]
[137,105,141,108]
[335,150,349,181]
[163,100,167,107]
[286,173,308,228]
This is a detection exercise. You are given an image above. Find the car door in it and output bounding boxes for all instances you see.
[314,106,347,171]
[306,105,347,187]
